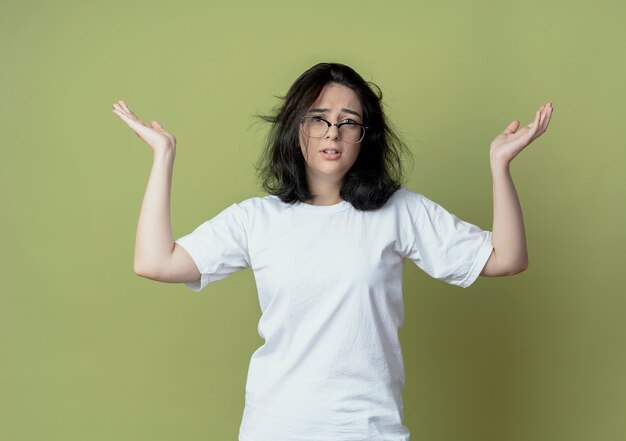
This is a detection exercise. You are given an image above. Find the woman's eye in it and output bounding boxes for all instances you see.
[342,119,358,125]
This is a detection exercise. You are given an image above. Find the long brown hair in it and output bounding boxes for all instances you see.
[255,62,412,211]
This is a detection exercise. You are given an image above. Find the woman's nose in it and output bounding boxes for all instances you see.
[326,123,340,140]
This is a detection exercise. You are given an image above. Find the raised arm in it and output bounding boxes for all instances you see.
[481,102,554,276]
[112,100,200,283]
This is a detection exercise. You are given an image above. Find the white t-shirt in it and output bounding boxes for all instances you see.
[174,187,493,441]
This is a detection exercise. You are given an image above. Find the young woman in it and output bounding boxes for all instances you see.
[112,62,553,441]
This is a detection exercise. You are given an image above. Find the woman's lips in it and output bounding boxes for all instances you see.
[320,149,341,160]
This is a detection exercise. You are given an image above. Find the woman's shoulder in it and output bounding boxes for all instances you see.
[359,187,425,224]
[385,186,424,207]
[390,187,456,216]
[234,193,293,215]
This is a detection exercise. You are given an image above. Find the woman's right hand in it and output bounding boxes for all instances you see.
[112,100,177,156]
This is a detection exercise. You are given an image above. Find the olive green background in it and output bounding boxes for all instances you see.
[1,0,624,440]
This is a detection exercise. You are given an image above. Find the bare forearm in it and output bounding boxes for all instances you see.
[480,101,553,277]
[133,149,176,274]
[490,162,528,273]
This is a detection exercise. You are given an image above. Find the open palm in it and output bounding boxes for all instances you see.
[112,100,176,155]
[490,102,554,165]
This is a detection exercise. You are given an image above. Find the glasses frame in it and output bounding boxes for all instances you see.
[300,116,369,144]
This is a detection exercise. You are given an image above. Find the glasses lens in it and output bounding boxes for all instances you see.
[302,117,328,138]
[301,117,365,143]
[339,123,364,143]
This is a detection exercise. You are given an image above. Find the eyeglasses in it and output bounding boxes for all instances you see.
[300,116,368,144]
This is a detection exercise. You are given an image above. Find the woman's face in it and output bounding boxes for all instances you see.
[299,82,363,187]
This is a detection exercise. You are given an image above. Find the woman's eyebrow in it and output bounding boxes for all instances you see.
[309,107,362,118]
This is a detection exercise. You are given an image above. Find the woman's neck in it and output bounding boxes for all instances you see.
[305,178,343,206]
[305,194,343,206]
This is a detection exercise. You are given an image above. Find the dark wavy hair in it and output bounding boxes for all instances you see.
[255,62,412,211]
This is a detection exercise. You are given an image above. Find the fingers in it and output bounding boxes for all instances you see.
[115,100,135,118]
[112,101,153,138]
[531,102,553,139]
[539,102,553,133]
[118,100,132,114]
[523,110,540,140]
[525,102,554,142]
[112,101,172,141]
[111,104,132,122]
[503,119,520,134]
[112,100,146,126]
[112,104,138,125]
[112,100,142,123]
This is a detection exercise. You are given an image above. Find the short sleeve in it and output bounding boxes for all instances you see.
[174,203,251,292]
[406,194,493,288]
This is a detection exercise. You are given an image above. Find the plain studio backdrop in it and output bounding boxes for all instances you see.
[1,1,624,440]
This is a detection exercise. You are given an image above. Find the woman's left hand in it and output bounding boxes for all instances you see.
[489,102,554,167]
